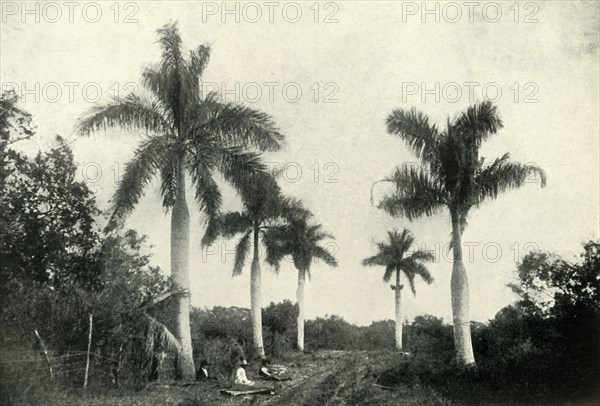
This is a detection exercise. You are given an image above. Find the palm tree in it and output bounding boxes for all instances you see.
[375,101,546,365]
[77,23,283,379]
[362,229,434,351]
[264,217,338,352]
[202,173,308,357]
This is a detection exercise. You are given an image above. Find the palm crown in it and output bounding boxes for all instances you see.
[264,218,338,274]
[77,22,283,229]
[203,172,309,275]
[363,229,434,294]
[378,101,547,229]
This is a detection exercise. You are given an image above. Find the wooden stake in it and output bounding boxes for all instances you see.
[84,313,93,388]
[34,329,53,379]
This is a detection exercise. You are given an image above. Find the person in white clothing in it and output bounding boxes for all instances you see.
[233,359,254,386]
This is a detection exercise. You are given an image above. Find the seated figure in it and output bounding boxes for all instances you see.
[196,359,216,381]
[233,359,254,386]
[259,358,290,381]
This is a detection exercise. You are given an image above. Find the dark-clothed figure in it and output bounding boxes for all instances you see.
[259,358,290,381]
[196,359,216,381]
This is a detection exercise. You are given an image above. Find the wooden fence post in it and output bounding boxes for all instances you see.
[84,313,93,388]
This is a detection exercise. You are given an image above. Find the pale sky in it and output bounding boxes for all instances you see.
[2,1,599,325]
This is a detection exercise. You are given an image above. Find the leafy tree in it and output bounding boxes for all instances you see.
[0,94,179,390]
[77,23,283,378]
[264,218,338,351]
[0,89,35,148]
[305,315,359,350]
[203,174,307,357]
[510,241,600,318]
[262,300,298,356]
[1,92,100,290]
[363,229,434,350]
[361,320,395,350]
[375,101,547,364]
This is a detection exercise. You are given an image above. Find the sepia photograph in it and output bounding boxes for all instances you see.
[1,1,599,404]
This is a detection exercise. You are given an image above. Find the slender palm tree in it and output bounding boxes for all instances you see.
[77,23,283,379]
[362,229,434,350]
[202,173,308,357]
[375,101,546,365]
[264,218,338,352]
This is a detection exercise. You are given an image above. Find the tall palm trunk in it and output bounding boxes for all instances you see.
[296,268,306,352]
[394,270,403,351]
[171,161,195,379]
[251,225,265,357]
[450,209,475,365]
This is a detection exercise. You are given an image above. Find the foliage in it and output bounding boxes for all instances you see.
[262,300,298,356]
[0,135,100,289]
[0,98,178,399]
[264,217,338,275]
[363,228,434,292]
[378,242,600,405]
[203,172,308,274]
[0,227,175,397]
[190,306,252,380]
[77,22,283,231]
[379,101,546,226]
[305,316,361,350]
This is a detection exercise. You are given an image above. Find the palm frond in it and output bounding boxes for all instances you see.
[202,216,221,247]
[262,225,288,272]
[410,263,434,285]
[452,100,503,147]
[236,171,281,217]
[402,262,433,296]
[108,135,170,229]
[156,22,183,69]
[188,44,211,90]
[407,249,435,263]
[386,107,439,164]
[140,66,177,117]
[198,100,284,152]
[217,145,267,191]
[474,154,547,205]
[144,313,182,354]
[159,156,178,211]
[311,245,338,268]
[405,272,417,295]
[276,197,312,223]
[378,166,447,220]
[188,157,222,227]
[233,231,252,276]
[219,211,254,238]
[308,224,334,242]
[362,252,388,267]
[391,228,414,254]
[383,265,395,283]
[77,93,172,136]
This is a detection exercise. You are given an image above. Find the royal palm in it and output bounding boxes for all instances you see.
[78,23,283,378]
[377,101,546,365]
[203,174,307,357]
[363,229,434,351]
[265,217,337,352]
